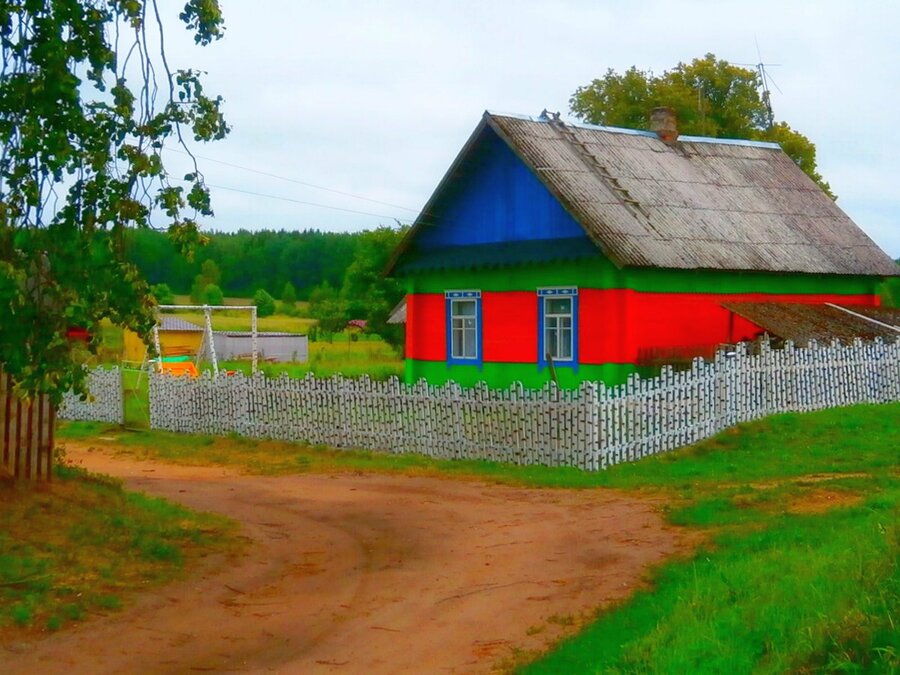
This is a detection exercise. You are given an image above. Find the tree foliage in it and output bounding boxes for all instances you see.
[151,282,174,304]
[570,54,832,197]
[252,288,275,318]
[0,0,227,401]
[202,283,223,306]
[340,226,405,349]
[126,227,361,299]
[190,257,221,303]
[280,281,297,305]
[308,281,346,339]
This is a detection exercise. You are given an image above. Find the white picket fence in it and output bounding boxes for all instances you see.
[58,367,124,425]
[146,339,900,470]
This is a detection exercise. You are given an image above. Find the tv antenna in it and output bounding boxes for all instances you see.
[735,39,782,129]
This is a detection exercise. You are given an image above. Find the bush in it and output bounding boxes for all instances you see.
[151,283,174,305]
[277,301,297,316]
[203,284,224,306]
[253,289,276,317]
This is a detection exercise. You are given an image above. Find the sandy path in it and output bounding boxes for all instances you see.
[4,444,691,674]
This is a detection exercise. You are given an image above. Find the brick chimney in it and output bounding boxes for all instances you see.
[649,107,678,145]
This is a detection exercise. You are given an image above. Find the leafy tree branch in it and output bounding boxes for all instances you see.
[0,0,227,402]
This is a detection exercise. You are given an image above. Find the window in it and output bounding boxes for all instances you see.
[538,288,578,370]
[445,290,482,366]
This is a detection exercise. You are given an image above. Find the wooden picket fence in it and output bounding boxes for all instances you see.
[0,367,55,480]
[146,338,900,471]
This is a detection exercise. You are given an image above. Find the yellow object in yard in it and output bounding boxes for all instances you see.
[122,316,205,363]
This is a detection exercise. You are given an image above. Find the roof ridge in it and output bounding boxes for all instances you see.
[484,110,782,150]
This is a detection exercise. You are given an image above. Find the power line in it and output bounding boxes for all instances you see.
[205,182,413,222]
[168,147,420,213]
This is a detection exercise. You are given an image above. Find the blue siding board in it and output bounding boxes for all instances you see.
[416,127,585,249]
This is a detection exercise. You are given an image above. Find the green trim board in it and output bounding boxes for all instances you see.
[405,359,647,389]
[403,256,882,296]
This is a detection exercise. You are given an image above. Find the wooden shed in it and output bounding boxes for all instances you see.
[387,110,898,389]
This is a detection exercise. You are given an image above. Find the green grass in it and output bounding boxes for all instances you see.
[170,310,316,334]
[0,464,238,636]
[517,404,899,675]
[217,338,403,380]
[122,367,150,428]
[59,402,900,671]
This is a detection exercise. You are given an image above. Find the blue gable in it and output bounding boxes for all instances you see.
[414,126,586,250]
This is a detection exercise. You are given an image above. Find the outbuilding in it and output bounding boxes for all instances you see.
[211,331,308,363]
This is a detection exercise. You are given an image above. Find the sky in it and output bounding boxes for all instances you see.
[155,0,899,258]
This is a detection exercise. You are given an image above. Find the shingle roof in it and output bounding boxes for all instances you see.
[158,316,203,332]
[388,112,898,277]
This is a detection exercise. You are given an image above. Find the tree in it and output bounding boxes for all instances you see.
[151,283,174,305]
[200,259,221,286]
[340,226,406,349]
[570,54,833,197]
[0,1,228,402]
[253,289,275,318]
[190,258,222,303]
[281,281,297,305]
[202,283,223,306]
[309,281,347,339]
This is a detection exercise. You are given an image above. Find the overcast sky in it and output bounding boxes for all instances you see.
[156,0,899,257]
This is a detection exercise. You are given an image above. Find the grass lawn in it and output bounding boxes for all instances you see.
[0,465,238,637]
[58,402,899,672]
[219,337,403,380]
[167,310,315,334]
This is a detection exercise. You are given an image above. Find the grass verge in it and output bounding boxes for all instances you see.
[59,402,899,672]
[0,464,238,638]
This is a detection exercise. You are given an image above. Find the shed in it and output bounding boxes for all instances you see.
[387,110,898,389]
[723,303,900,346]
[211,331,308,363]
[122,316,204,363]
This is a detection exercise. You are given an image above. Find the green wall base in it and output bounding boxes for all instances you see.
[405,359,650,389]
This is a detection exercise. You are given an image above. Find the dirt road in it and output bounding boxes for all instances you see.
[5,444,691,674]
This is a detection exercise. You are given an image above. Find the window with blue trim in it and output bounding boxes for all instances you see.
[445,290,482,367]
[538,288,578,370]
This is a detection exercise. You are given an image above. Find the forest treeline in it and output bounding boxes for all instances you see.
[127,226,408,347]
[127,227,381,299]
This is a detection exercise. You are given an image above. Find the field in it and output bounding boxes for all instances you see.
[53,402,899,672]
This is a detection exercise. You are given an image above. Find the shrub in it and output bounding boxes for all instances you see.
[151,283,174,305]
[253,289,276,317]
[203,284,224,306]
[277,301,296,316]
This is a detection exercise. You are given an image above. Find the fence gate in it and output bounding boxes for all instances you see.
[122,367,151,429]
[0,367,55,481]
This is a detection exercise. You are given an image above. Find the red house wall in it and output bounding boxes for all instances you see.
[407,289,878,365]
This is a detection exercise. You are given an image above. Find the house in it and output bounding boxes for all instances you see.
[386,109,898,389]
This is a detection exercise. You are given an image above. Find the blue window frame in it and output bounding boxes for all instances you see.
[445,290,482,367]
[538,287,578,371]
